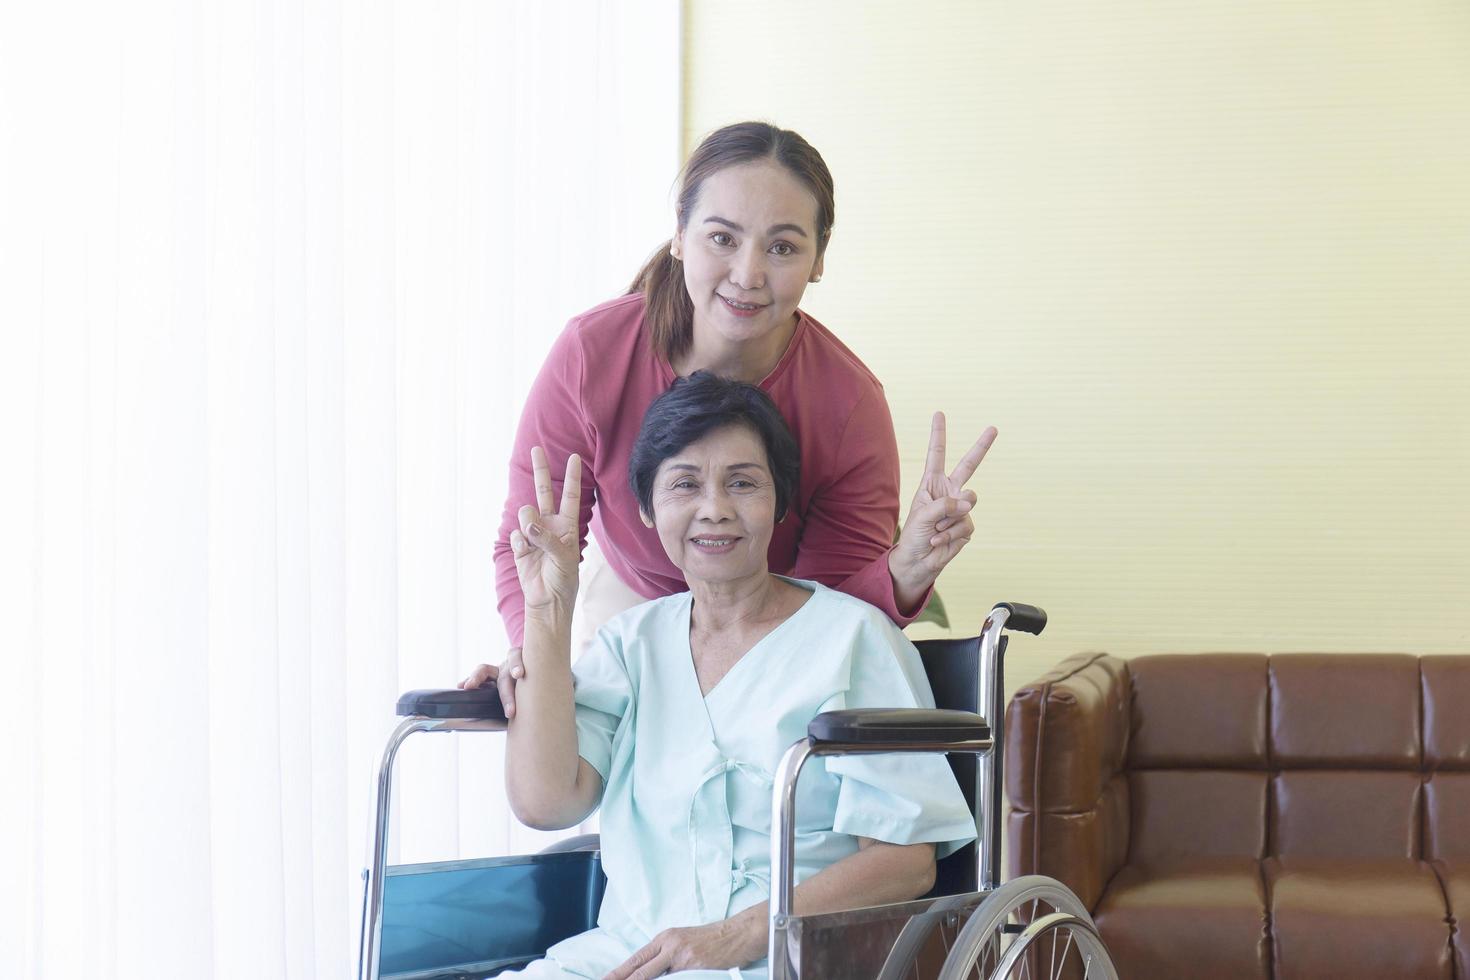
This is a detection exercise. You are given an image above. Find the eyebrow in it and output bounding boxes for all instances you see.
[666,461,770,473]
[703,215,809,239]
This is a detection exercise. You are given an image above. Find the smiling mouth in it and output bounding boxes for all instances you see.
[691,536,740,548]
[718,295,765,312]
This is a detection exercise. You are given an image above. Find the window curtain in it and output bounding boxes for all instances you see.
[0,1,680,977]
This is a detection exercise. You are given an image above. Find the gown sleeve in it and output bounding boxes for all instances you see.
[570,625,632,783]
[820,609,977,858]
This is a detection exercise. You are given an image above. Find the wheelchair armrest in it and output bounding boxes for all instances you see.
[807,708,989,745]
[396,687,507,721]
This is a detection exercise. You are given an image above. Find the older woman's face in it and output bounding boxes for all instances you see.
[646,424,776,585]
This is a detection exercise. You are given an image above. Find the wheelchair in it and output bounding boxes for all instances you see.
[358,602,1119,979]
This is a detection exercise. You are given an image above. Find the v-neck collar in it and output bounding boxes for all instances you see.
[656,310,810,390]
[681,577,819,708]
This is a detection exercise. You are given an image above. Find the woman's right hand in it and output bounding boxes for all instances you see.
[513,446,583,618]
[459,649,525,718]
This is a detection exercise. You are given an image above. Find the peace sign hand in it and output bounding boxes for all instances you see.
[890,414,997,606]
[512,447,583,618]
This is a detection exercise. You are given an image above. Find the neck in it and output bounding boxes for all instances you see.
[675,312,799,383]
[688,571,781,633]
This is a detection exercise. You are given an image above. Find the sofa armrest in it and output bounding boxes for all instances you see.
[1005,652,1131,910]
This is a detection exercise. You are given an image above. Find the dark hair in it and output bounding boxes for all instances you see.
[629,371,800,522]
[628,121,836,364]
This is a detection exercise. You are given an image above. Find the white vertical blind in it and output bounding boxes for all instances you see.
[0,1,680,977]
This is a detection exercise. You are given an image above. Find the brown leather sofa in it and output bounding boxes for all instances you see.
[1006,652,1470,979]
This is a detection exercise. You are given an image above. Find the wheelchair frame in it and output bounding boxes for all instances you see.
[358,601,1116,980]
[763,601,1020,977]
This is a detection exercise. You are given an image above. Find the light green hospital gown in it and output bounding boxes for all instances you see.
[504,579,976,979]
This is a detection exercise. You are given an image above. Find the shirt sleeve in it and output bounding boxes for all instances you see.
[571,625,632,783]
[495,322,600,647]
[821,611,977,858]
[789,387,932,627]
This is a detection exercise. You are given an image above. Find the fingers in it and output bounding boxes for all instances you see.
[948,425,997,488]
[530,446,555,515]
[603,939,666,980]
[625,951,671,980]
[516,504,545,544]
[458,663,498,690]
[510,527,535,564]
[933,493,977,532]
[560,453,582,520]
[496,649,523,719]
[910,492,974,533]
[923,411,947,477]
[929,513,976,548]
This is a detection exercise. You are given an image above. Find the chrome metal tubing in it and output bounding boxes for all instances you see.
[767,735,994,979]
[976,605,1010,891]
[358,715,508,980]
[990,910,1106,979]
[767,739,815,980]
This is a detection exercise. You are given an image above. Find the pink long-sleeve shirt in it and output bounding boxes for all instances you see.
[495,292,924,646]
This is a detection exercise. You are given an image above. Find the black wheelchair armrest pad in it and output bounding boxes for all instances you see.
[997,601,1047,635]
[396,687,508,720]
[807,708,989,745]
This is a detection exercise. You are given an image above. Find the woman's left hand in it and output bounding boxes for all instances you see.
[889,413,997,608]
[602,918,764,980]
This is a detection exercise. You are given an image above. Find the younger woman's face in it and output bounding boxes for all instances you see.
[673,160,825,354]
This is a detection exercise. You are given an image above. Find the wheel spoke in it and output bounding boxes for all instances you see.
[932,877,1117,980]
[1058,928,1075,975]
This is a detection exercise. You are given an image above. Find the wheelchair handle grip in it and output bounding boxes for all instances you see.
[994,602,1046,635]
[396,687,507,720]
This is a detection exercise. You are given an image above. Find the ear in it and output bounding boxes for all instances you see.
[809,251,825,283]
[640,509,655,529]
[670,222,685,262]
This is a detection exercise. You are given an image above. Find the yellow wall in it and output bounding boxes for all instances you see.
[683,1,1470,691]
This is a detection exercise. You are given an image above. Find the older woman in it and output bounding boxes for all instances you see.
[487,373,974,980]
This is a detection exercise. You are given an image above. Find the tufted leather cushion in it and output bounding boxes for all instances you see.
[1269,654,1421,769]
[1426,773,1470,860]
[1128,653,1268,769]
[1008,652,1470,978]
[1093,860,1269,979]
[1272,770,1422,860]
[1265,859,1454,979]
[1128,770,1267,864]
[1423,656,1470,768]
[1435,863,1470,979]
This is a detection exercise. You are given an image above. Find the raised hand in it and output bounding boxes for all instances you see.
[890,413,997,606]
[512,447,583,617]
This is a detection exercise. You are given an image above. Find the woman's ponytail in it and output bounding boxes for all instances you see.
[628,241,694,364]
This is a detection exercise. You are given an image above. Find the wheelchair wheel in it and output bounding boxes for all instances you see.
[935,876,1119,980]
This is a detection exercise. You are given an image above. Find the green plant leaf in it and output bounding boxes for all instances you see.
[913,587,948,629]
